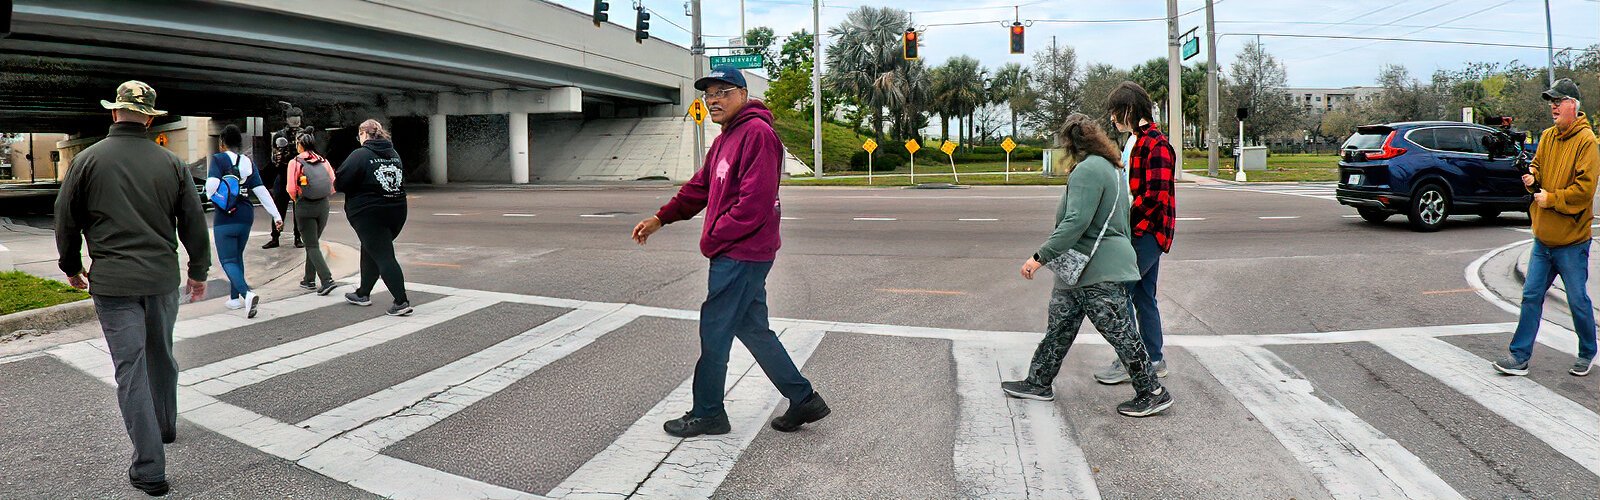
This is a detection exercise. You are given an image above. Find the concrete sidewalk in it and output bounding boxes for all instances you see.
[0,216,361,358]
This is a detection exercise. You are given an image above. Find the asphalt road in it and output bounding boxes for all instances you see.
[3,181,1595,499]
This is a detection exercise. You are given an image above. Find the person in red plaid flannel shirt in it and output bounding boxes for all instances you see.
[1095,82,1177,385]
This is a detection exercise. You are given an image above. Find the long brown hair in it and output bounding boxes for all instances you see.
[1055,112,1123,173]
[1106,81,1155,131]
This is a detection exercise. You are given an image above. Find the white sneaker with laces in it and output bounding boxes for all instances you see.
[225,298,243,310]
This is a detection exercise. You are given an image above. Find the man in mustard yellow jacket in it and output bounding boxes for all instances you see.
[1495,78,1599,378]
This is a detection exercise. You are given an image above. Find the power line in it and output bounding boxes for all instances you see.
[1029,2,1216,24]
[1288,0,1515,63]
[1216,20,1590,41]
[1224,32,1590,53]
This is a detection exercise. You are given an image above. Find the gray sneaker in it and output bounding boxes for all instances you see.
[1152,359,1169,378]
[1493,356,1529,376]
[1094,359,1130,385]
[1573,357,1594,377]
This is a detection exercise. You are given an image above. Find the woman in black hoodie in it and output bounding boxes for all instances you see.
[336,119,412,316]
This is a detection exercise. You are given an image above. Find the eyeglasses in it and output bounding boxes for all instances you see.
[703,87,742,101]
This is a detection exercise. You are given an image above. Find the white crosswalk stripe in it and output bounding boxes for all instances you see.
[41,283,1599,499]
[1196,183,1338,201]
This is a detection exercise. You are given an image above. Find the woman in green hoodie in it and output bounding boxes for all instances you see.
[1001,113,1174,418]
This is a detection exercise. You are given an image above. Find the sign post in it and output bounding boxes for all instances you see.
[941,140,960,184]
[1001,137,1016,183]
[905,139,921,184]
[862,138,878,185]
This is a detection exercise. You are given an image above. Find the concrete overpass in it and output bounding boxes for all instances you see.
[1,0,774,183]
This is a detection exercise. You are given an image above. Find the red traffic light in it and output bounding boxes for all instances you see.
[903,28,919,60]
[1008,22,1024,54]
[1011,25,1023,35]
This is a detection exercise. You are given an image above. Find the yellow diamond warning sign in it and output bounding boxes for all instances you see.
[688,99,708,125]
[1001,137,1016,153]
[862,138,878,153]
[940,141,957,156]
[904,139,920,154]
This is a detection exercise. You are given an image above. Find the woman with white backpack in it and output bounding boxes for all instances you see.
[287,133,339,296]
[206,125,283,318]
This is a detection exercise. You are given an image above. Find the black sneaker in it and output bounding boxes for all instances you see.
[345,293,372,307]
[387,301,414,317]
[1116,388,1174,417]
[1000,380,1055,401]
[771,390,831,432]
[316,281,340,296]
[294,239,305,249]
[129,475,169,497]
[161,430,175,445]
[663,411,731,438]
[261,239,280,250]
[298,281,317,291]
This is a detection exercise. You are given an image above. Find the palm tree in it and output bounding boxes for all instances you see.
[931,64,956,143]
[824,6,910,140]
[940,56,986,150]
[989,62,1032,140]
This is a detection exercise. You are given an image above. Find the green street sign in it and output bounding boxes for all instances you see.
[709,54,764,69]
[1181,37,1200,61]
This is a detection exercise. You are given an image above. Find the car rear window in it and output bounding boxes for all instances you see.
[1343,132,1387,150]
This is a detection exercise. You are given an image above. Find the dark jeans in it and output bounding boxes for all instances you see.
[296,198,333,286]
[92,290,181,483]
[213,222,251,298]
[1511,240,1599,363]
[692,257,814,417]
[1028,281,1162,396]
[349,205,408,304]
[1126,234,1165,362]
[268,178,299,242]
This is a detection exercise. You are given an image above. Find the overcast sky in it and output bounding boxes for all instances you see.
[560,0,1599,88]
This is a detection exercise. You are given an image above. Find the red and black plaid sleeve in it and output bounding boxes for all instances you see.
[1129,126,1176,252]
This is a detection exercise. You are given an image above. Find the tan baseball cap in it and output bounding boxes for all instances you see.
[100,80,168,117]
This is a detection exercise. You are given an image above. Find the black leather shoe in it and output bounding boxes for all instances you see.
[663,411,731,438]
[260,239,280,249]
[771,390,830,432]
[129,475,169,497]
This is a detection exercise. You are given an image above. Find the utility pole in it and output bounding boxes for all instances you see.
[1166,0,1184,178]
[740,0,746,44]
[812,0,823,178]
[1205,0,1219,177]
[1544,0,1555,86]
[691,0,705,172]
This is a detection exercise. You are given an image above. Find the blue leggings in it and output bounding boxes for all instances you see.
[213,222,252,299]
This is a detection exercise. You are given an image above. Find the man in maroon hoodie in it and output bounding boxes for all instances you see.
[633,65,830,438]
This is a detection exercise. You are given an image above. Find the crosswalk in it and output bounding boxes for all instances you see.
[36,283,1599,499]
[1195,182,1338,201]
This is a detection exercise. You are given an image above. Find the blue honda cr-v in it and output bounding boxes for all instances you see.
[1335,121,1535,232]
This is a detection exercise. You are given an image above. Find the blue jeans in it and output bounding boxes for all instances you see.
[213,222,251,299]
[1126,234,1165,362]
[1511,240,1599,363]
[692,257,814,417]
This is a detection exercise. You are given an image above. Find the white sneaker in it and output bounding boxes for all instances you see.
[244,291,260,319]
[225,298,243,310]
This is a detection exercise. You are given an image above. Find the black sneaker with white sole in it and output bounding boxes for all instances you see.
[345,293,372,307]
[1000,380,1055,401]
[663,411,731,438]
[1573,357,1594,376]
[771,390,830,432]
[1116,388,1173,417]
[387,301,414,317]
[1493,356,1530,376]
[299,281,317,291]
[317,281,340,296]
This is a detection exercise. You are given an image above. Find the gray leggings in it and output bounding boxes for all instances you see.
[1026,280,1163,396]
[296,198,333,286]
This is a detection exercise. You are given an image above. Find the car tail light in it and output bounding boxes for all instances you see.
[1364,131,1407,160]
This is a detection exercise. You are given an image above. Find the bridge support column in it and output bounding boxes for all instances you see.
[509,112,530,184]
[429,113,448,185]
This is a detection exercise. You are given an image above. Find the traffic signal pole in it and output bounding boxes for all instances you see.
[691,0,704,172]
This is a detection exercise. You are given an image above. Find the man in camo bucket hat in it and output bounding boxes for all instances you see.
[58,80,209,496]
[100,80,169,117]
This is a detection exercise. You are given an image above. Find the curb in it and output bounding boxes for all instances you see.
[0,299,96,338]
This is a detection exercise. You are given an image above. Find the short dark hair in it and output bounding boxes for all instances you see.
[221,124,244,149]
[295,133,318,155]
[1107,81,1156,129]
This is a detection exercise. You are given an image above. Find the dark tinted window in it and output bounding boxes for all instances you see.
[1343,132,1388,150]
[1405,128,1437,150]
[1432,127,1482,154]
[1462,128,1494,155]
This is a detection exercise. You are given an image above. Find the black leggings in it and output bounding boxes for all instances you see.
[349,206,407,304]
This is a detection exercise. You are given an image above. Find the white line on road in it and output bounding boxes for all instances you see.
[580,214,616,218]
[951,342,1100,499]
[1258,216,1301,220]
[854,217,897,221]
[181,296,493,394]
[1191,345,1465,500]
[1341,214,1362,218]
[172,288,385,342]
[1177,217,1207,221]
[958,218,1000,222]
[781,216,802,220]
[552,327,826,499]
[298,305,625,436]
[1371,336,1600,476]
[502,213,537,217]
[431,213,463,217]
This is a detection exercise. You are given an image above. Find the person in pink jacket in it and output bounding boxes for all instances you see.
[286,133,340,295]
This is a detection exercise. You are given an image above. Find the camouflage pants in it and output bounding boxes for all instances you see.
[1026,281,1162,395]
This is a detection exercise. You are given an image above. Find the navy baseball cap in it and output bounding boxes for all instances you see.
[695,65,747,91]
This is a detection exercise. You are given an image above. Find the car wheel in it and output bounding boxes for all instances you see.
[1357,208,1391,223]
[1478,210,1501,221]
[1407,184,1450,232]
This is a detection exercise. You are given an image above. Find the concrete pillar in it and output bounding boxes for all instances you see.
[509,112,530,184]
[429,114,448,185]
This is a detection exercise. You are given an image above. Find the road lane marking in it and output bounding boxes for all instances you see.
[1341,214,1362,218]
[431,213,463,216]
[958,218,1000,222]
[781,216,802,220]
[1177,217,1207,221]
[876,288,969,296]
[552,327,825,499]
[854,217,897,221]
[410,261,462,269]
[502,213,537,217]
[1371,336,1600,476]
[1258,216,1301,220]
[1421,288,1483,296]
[1191,345,1465,499]
[580,214,616,218]
[952,342,1101,499]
